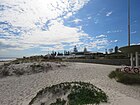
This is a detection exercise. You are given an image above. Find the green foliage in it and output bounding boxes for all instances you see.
[29,81,108,105]
[68,85,107,105]
[108,71,140,84]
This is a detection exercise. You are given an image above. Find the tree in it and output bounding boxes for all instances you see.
[115,46,118,53]
[105,49,108,55]
[67,51,70,55]
[57,52,63,56]
[74,46,78,52]
[109,48,113,54]
[84,47,87,53]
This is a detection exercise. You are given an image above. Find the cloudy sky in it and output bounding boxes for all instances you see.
[0,0,140,57]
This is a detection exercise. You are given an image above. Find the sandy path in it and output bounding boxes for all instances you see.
[0,63,140,105]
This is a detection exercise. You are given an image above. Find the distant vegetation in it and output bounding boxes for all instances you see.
[11,55,62,64]
[29,81,108,105]
[108,70,140,85]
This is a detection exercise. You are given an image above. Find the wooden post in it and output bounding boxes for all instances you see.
[136,52,139,67]
[130,53,133,67]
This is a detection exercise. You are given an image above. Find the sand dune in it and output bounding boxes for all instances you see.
[0,62,140,105]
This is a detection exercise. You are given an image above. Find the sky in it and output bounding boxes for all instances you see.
[0,0,140,57]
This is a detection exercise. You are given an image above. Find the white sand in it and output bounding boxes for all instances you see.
[0,62,140,105]
[0,61,10,66]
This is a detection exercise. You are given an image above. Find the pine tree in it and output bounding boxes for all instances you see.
[84,47,87,53]
[74,46,78,52]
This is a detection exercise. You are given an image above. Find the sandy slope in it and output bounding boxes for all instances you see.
[0,61,10,66]
[0,62,140,105]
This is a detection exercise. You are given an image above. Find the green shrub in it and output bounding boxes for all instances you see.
[68,87,107,105]
[108,71,140,84]
[29,82,108,105]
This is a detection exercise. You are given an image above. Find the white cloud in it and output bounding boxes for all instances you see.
[96,34,107,38]
[0,0,90,54]
[106,11,112,16]
[0,21,88,51]
[131,43,140,45]
[81,34,109,51]
[0,0,90,28]
[22,21,88,45]
[110,40,118,43]
[64,12,73,19]
[87,16,92,19]
[72,18,82,24]
[114,40,118,42]
[107,30,122,34]
[90,38,109,50]
[0,0,112,55]
[130,43,136,46]
[131,31,137,34]
[40,44,65,52]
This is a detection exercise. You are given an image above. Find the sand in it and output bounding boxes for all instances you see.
[0,61,10,66]
[0,62,140,105]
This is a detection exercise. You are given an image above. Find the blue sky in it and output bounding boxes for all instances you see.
[0,0,140,57]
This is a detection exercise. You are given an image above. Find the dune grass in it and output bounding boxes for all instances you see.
[108,70,140,84]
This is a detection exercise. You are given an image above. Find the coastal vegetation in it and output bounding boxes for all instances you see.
[11,55,62,64]
[108,70,140,84]
[0,54,69,78]
[29,81,108,105]
[0,61,67,78]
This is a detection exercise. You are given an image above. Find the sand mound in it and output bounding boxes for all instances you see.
[29,81,107,105]
[0,62,66,77]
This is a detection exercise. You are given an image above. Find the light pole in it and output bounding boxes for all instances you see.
[128,0,130,46]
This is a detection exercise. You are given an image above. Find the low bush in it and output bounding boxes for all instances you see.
[108,71,140,84]
[29,81,108,105]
